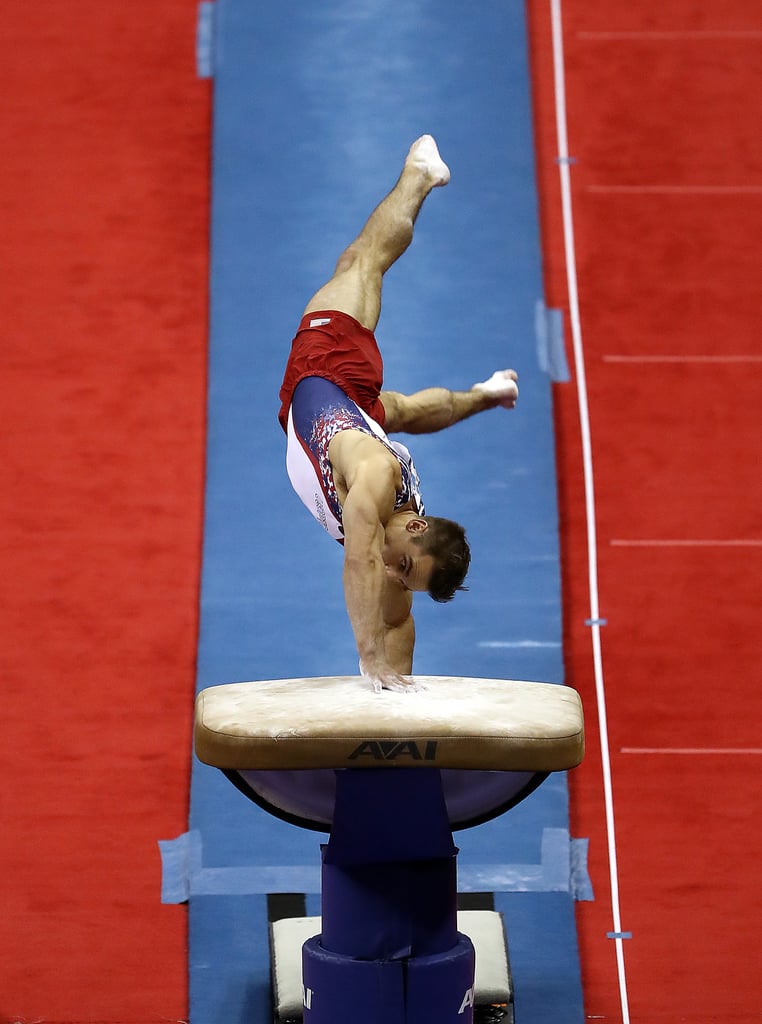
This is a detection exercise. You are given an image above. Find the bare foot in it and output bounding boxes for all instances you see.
[406,135,450,187]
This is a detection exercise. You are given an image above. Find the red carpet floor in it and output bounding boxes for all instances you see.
[4,1,761,1022]
[528,1,762,1020]
[0,2,209,1020]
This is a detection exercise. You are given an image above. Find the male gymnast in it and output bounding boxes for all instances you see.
[278,136,519,694]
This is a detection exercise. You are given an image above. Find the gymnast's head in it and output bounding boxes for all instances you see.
[382,513,471,602]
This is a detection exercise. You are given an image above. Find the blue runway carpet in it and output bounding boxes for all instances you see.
[188,3,585,1021]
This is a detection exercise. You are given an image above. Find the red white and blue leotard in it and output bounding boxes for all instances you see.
[286,375,424,542]
[280,309,425,542]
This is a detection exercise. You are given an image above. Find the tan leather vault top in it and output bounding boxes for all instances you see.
[194,676,584,772]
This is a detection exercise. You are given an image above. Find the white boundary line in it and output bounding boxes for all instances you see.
[588,184,762,195]
[577,30,762,41]
[622,747,762,755]
[603,354,762,363]
[550,3,631,1022]
[611,539,762,548]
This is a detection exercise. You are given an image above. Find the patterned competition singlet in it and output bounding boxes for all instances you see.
[286,376,425,542]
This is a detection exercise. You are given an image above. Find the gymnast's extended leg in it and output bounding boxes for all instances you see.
[302,135,519,434]
[303,135,450,333]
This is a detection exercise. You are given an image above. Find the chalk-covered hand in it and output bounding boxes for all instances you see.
[471,369,519,409]
[359,658,426,694]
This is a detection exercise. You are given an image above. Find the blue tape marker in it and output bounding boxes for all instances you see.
[607,932,633,940]
[196,2,216,78]
[535,300,570,382]
[158,830,202,903]
[555,156,578,166]
[585,617,608,627]
[459,828,568,893]
[570,838,594,901]
[190,864,322,896]
[540,827,572,891]
[159,828,594,901]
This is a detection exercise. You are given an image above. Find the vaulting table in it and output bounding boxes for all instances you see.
[195,674,585,1024]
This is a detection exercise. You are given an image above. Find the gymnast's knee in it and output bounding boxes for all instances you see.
[334,242,363,276]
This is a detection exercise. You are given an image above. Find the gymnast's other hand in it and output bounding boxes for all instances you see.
[471,369,519,409]
[359,658,426,694]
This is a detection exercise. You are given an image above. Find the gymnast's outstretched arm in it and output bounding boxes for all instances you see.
[380,369,519,434]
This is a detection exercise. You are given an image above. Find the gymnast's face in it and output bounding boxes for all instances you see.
[382,517,434,593]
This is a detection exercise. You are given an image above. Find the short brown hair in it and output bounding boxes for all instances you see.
[415,516,471,602]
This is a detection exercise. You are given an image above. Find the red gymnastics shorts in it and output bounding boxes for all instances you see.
[278,310,387,432]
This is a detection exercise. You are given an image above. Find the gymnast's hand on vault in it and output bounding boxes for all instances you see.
[359,658,426,694]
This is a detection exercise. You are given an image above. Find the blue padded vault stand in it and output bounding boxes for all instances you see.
[187,2,585,1023]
